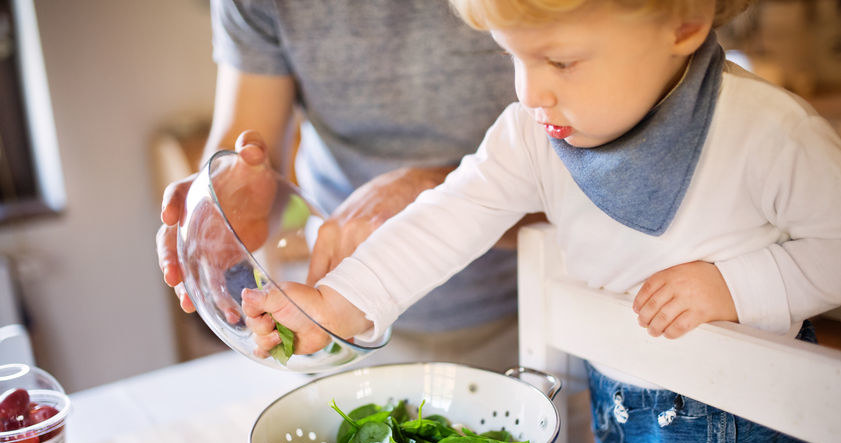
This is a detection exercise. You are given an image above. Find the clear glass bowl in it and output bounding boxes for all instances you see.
[177,150,390,372]
[0,364,70,443]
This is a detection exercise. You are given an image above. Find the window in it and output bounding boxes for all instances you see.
[0,0,64,224]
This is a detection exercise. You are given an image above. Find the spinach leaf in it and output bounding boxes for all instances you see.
[437,435,525,443]
[462,427,478,437]
[331,400,361,430]
[386,416,408,443]
[331,398,528,443]
[400,419,457,441]
[437,436,497,443]
[479,430,513,442]
[253,268,296,364]
[350,422,393,443]
[399,401,460,442]
[388,399,410,424]
[358,411,394,425]
[335,402,382,443]
[425,415,450,426]
[268,319,295,364]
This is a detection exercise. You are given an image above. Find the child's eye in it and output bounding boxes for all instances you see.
[549,60,577,70]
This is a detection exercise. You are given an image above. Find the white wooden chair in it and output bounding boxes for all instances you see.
[517,223,841,443]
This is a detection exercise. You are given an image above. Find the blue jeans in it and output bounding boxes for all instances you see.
[585,321,815,443]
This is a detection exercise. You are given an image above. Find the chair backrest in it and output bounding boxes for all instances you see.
[517,223,841,443]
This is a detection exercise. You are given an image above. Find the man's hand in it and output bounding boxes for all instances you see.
[633,261,737,339]
[156,130,274,313]
[306,166,453,285]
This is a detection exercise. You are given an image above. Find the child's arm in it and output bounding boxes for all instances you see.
[632,261,737,339]
[242,104,544,346]
[317,104,545,340]
[241,283,371,356]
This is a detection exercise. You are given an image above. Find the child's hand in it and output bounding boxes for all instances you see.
[633,261,737,339]
[241,282,372,356]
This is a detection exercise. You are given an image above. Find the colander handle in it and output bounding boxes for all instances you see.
[504,366,562,400]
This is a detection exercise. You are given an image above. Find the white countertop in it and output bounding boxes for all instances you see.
[66,351,312,443]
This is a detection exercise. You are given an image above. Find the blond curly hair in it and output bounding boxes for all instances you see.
[450,0,753,30]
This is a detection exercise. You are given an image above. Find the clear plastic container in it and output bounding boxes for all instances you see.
[0,363,70,443]
[177,150,390,372]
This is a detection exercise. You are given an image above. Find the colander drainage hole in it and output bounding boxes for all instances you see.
[505,410,510,417]
[515,418,520,425]
[493,411,497,417]
[480,419,485,425]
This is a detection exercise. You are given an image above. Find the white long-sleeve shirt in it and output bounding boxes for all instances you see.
[320,63,841,357]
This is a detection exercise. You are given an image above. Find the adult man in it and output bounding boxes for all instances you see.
[157,0,526,370]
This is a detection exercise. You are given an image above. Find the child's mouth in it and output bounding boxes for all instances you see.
[543,123,573,140]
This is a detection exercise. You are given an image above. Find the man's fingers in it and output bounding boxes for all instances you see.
[307,222,339,285]
[175,283,195,313]
[156,224,182,287]
[335,220,373,269]
[235,130,268,166]
[160,176,194,226]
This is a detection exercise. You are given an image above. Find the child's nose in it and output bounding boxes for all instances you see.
[517,68,557,110]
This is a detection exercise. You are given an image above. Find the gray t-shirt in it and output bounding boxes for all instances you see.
[211,0,518,332]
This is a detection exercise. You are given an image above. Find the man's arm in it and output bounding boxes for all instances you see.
[157,64,298,311]
[202,63,298,168]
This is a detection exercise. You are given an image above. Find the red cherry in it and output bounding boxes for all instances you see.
[1,413,27,432]
[27,403,63,441]
[26,403,58,426]
[0,389,30,421]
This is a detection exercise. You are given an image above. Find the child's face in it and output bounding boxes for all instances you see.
[491,4,690,148]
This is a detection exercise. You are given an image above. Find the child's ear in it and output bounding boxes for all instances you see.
[670,5,715,56]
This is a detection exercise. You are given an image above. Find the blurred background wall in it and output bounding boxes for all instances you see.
[0,0,216,392]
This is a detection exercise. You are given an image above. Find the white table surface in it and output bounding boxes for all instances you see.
[66,351,313,443]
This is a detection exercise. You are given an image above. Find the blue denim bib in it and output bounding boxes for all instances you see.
[550,32,724,236]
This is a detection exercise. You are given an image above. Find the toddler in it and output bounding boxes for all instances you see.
[242,0,841,441]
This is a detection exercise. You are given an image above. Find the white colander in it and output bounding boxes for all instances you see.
[250,362,561,443]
